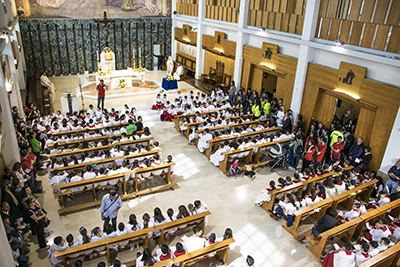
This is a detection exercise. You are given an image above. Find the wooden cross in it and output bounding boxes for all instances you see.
[95,11,115,47]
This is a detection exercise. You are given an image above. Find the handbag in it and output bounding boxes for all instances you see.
[39,218,51,228]
[295,142,304,154]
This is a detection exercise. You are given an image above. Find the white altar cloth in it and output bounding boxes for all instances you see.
[95,69,146,89]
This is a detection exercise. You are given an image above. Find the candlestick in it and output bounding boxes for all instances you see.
[133,48,135,56]
[133,56,136,71]
[139,47,141,56]
[97,58,100,72]
[107,61,111,74]
[96,50,99,60]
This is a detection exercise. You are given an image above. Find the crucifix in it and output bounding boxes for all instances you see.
[95,11,115,47]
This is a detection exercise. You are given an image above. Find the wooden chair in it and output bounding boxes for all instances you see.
[218,74,232,92]
[201,66,217,84]
[212,61,224,86]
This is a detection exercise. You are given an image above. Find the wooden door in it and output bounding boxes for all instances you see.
[250,66,263,95]
[311,90,337,126]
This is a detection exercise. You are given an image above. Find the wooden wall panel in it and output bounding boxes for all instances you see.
[312,91,337,127]
[273,0,281,12]
[327,0,339,18]
[328,19,341,41]
[339,20,352,43]
[319,0,329,17]
[319,17,330,39]
[349,22,363,45]
[266,0,274,11]
[250,10,257,26]
[241,59,252,90]
[387,26,400,53]
[262,11,269,28]
[268,12,276,29]
[300,62,400,172]
[348,0,363,21]
[360,0,376,23]
[202,31,237,58]
[251,67,264,93]
[387,5,400,25]
[280,0,288,13]
[295,0,304,14]
[372,0,390,24]
[361,23,376,48]
[204,50,235,78]
[274,13,283,31]
[281,13,290,32]
[256,10,263,26]
[297,15,304,35]
[289,13,298,33]
[373,25,389,50]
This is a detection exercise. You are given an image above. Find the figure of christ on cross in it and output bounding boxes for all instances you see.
[95,11,116,47]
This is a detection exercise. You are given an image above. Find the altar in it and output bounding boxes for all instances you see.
[96,69,146,89]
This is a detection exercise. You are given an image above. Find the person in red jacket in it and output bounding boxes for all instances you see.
[301,140,315,173]
[315,136,327,168]
[97,80,108,110]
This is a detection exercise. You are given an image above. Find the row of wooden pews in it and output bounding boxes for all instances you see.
[47,130,144,149]
[53,162,176,215]
[173,107,243,132]
[182,113,254,139]
[358,242,400,267]
[50,122,130,136]
[49,137,153,160]
[54,211,211,266]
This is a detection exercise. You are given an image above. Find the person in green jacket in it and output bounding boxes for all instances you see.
[263,98,271,118]
[126,119,137,133]
[251,99,262,119]
[29,131,42,170]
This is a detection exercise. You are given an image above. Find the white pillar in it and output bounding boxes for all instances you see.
[232,0,250,88]
[289,0,320,121]
[0,73,21,166]
[0,222,15,267]
[380,106,400,173]
[171,19,177,60]
[195,0,205,79]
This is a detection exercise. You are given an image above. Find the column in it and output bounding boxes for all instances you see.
[0,222,15,267]
[0,69,21,166]
[233,0,250,87]
[379,106,400,173]
[195,0,205,79]
[289,0,320,121]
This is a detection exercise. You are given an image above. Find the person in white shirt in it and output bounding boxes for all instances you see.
[269,193,297,227]
[50,171,70,194]
[197,129,213,153]
[87,104,95,117]
[355,243,370,265]
[173,63,184,80]
[69,170,85,193]
[336,202,361,223]
[151,154,163,175]
[151,207,171,237]
[91,227,105,252]
[83,165,97,189]
[102,223,118,250]
[182,226,205,253]
[210,143,226,167]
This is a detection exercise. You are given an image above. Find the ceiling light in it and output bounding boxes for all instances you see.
[333,89,360,99]
[259,62,276,70]
[213,48,224,53]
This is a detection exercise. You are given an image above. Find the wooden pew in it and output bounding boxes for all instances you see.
[306,217,362,259]
[154,211,211,246]
[55,227,153,266]
[327,179,377,213]
[205,127,281,159]
[173,107,242,131]
[193,118,268,147]
[261,167,353,215]
[48,149,162,173]
[51,122,130,136]
[49,137,153,159]
[173,238,235,266]
[283,198,334,241]
[353,198,400,240]
[218,139,290,176]
[47,130,144,149]
[357,242,400,267]
[56,212,212,266]
[183,114,253,139]
[53,162,176,215]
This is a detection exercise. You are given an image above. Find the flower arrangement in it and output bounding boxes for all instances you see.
[134,67,145,73]
[97,71,106,76]
[119,79,128,88]
[166,76,176,81]
[103,47,112,53]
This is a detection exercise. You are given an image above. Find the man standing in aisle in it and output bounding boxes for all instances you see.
[100,187,122,231]
[97,80,108,110]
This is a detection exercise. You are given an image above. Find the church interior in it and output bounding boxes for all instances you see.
[1,0,400,266]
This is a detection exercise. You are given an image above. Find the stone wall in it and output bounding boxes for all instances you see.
[19,17,172,77]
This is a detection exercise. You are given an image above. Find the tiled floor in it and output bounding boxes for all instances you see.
[26,72,321,267]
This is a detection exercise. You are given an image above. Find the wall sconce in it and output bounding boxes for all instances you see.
[234,8,239,13]
[5,80,13,92]
[213,47,224,53]
[182,37,190,42]
[260,62,276,70]
[333,88,360,99]
[258,26,266,31]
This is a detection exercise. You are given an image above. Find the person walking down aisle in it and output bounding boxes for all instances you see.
[100,187,122,231]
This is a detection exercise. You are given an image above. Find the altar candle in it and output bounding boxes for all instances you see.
[133,48,135,57]
[139,47,141,56]
[97,50,99,60]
